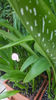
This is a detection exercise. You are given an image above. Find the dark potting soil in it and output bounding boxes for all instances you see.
[42,89,50,100]
[7,81,33,98]
[42,86,55,100]
[6,77,44,99]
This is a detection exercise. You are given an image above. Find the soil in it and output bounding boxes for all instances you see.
[6,77,44,99]
[42,88,50,100]
[42,86,55,100]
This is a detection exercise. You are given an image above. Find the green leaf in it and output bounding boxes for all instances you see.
[0,90,18,99]
[54,87,56,94]
[0,19,9,24]
[0,47,13,67]
[0,30,18,42]
[2,70,26,82]
[0,20,36,56]
[0,58,8,65]
[0,19,21,38]
[0,37,13,67]
[24,57,51,83]
[34,42,45,57]
[0,35,33,50]
[20,55,38,72]
[44,0,56,13]
[21,43,36,56]
[0,64,12,72]
[15,83,25,89]
[0,50,10,64]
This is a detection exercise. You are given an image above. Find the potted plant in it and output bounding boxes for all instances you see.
[3,78,47,100]
[0,0,56,99]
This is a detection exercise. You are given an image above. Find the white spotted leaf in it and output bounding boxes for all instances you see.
[8,0,56,67]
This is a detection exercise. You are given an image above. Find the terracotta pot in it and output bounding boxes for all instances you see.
[3,74,48,100]
[3,80,29,100]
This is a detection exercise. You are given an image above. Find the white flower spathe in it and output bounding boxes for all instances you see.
[12,53,20,62]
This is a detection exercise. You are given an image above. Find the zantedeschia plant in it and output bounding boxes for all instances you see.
[7,0,56,80]
[0,0,56,99]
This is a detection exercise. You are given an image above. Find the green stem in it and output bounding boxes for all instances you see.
[52,66,56,84]
[47,69,51,93]
[52,73,55,90]
[32,79,35,92]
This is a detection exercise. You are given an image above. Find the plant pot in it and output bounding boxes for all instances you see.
[3,80,29,100]
[3,74,48,100]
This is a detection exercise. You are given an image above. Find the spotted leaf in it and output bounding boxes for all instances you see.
[8,0,56,67]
